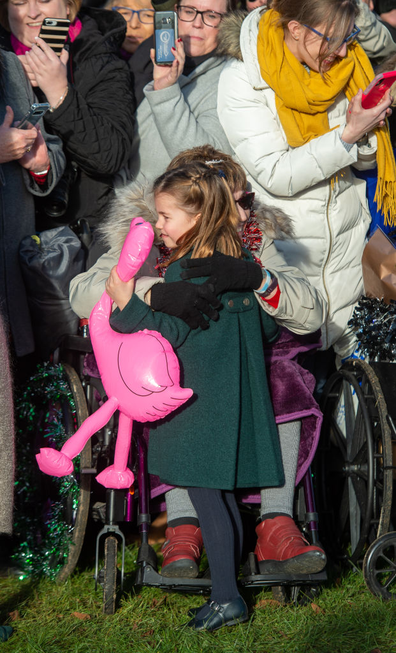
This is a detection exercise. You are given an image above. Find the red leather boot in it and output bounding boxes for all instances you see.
[160,524,203,578]
[254,516,326,574]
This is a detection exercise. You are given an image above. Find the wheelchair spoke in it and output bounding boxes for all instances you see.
[329,415,347,458]
[349,474,367,516]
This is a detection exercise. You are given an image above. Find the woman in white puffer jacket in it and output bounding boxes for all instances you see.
[218,0,395,359]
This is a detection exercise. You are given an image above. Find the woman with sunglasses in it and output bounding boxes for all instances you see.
[217,0,395,365]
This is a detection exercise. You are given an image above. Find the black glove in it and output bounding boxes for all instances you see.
[150,280,222,330]
[180,252,263,294]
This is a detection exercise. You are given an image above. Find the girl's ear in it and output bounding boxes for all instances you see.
[287,20,304,41]
[192,212,200,225]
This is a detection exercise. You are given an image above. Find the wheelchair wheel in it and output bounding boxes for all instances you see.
[15,363,91,580]
[316,359,393,565]
[363,532,396,600]
[103,535,118,615]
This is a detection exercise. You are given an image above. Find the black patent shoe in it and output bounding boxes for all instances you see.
[186,596,248,632]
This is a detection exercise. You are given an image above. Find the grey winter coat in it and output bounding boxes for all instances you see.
[120,56,233,185]
[0,52,65,356]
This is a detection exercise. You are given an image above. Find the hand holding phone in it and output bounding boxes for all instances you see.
[0,106,36,163]
[17,102,50,130]
[362,71,396,109]
[151,37,185,91]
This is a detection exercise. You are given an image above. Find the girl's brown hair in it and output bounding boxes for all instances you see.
[0,0,81,31]
[153,162,245,265]
[168,145,247,195]
[272,0,359,73]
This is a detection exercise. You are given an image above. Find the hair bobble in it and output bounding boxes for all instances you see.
[217,169,226,179]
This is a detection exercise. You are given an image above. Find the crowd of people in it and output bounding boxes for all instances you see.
[1,0,396,634]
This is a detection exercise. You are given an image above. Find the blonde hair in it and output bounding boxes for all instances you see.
[0,0,81,31]
[153,162,245,266]
[168,145,247,195]
[272,0,359,72]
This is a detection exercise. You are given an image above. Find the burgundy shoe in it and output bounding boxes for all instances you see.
[160,525,203,578]
[254,516,326,574]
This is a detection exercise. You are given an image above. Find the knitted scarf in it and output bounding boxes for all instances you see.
[257,8,396,225]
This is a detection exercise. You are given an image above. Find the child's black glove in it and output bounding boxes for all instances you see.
[150,280,222,330]
[180,252,263,294]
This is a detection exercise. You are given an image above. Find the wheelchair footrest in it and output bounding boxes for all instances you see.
[135,563,212,594]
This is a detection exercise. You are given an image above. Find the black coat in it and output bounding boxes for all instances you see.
[1,9,135,228]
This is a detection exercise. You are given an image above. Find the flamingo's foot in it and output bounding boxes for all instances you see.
[36,448,74,477]
[95,465,134,489]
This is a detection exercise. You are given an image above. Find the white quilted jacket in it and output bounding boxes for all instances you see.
[218,8,379,357]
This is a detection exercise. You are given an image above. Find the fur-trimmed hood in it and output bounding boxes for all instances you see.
[99,181,159,252]
[100,178,294,253]
[217,10,246,62]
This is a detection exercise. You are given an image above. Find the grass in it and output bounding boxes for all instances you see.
[0,543,395,653]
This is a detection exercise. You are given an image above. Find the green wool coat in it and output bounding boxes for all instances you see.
[110,253,284,491]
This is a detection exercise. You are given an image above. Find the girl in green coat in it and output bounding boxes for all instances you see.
[106,162,284,632]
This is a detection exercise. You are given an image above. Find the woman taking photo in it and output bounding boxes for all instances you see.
[0,0,135,243]
[218,0,395,361]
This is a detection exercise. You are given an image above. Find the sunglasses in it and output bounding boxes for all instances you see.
[235,191,255,211]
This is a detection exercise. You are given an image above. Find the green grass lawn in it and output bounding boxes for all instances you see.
[0,544,395,653]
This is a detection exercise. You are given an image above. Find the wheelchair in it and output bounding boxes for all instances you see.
[15,322,327,614]
[315,356,396,600]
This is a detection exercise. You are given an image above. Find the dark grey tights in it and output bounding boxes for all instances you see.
[187,487,243,604]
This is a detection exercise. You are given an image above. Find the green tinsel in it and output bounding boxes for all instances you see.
[14,363,81,580]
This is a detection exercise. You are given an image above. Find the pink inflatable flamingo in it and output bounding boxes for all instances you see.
[36,218,193,489]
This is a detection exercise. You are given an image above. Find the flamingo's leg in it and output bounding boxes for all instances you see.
[95,412,134,489]
[61,396,119,458]
[36,397,119,478]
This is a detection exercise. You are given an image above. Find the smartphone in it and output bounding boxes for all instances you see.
[362,71,396,109]
[17,102,51,129]
[154,11,178,66]
[38,17,71,56]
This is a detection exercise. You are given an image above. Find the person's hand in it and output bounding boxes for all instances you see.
[150,38,185,91]
[0,106,37,163]
[21,38,68,107]
[342,88,393,143]
[150,280,222,329]
[18,124,50,172]
[105,266,136,310]
[180,252,264,294]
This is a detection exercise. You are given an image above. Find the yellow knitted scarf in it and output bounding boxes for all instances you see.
[257,9,396,224]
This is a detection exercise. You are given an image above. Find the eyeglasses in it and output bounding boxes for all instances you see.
[176,5,225,28]
[303,24,360,47]
[235,192,255,211]
[112,6,155,24]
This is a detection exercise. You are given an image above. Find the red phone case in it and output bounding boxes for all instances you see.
[362,71,396,109]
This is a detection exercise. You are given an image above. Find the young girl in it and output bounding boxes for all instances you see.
[105,162,285,631]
